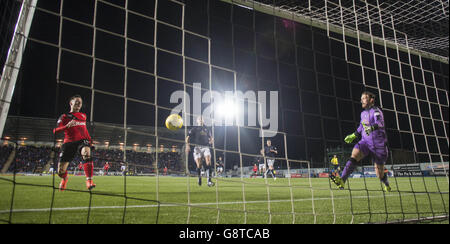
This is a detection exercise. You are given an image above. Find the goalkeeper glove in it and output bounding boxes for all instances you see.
[344,133,357,144]
[362,122,377,136]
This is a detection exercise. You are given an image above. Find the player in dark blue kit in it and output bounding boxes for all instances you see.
[185,116,215,187]
[216,156,224,177]
[261,139,278,180]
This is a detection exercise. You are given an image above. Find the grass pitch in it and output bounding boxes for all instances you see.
[0,175,448,224]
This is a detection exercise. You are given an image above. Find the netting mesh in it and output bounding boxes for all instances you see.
[249,0,449,59]
[0,0,448,224]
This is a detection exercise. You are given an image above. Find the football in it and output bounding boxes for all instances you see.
[165,114,183,130]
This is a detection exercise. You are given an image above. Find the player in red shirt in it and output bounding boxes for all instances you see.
[103,162,110,176]
[252,163,258,178]
[53,95,96,191]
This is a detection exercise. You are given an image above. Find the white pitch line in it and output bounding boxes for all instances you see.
[0,192,434,214]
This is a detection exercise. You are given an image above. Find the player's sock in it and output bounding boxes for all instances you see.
[206,165,211,182]
[59,171,68,191]
[340,158,357,182]
[196,167,202,185]
[196,167,201,178]
[60,170,68,180]
[381,173,390,187]
[83,158,96,190]
[209,168,213,181]
[83,158,94,180]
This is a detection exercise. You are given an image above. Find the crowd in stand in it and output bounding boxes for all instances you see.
[0,145,14,170]
[15,146,52,173]
[0,144,182,174]
[0,145,52,173]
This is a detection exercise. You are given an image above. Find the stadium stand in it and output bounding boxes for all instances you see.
[0,144,183,175]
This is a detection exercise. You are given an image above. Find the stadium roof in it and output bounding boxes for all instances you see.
[228,0,449,61]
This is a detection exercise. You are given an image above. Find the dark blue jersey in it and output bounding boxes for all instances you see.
[188,126,212,146]
[216,160,224,168]
[264,145,277,158]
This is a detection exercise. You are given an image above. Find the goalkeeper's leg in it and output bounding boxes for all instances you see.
[331,146,365,189]
[375,163,391,192]
[370,145,391,192]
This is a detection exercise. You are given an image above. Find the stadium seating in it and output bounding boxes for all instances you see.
[0,145,182,174]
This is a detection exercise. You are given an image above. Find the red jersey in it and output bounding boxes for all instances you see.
[253,165,258,172]
[53,112,92,143]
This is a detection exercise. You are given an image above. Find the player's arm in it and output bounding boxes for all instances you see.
[53,115,66,134]
[186,127,195,151]
[362,109,384,135]
[356,122,364,136]
[53,115,74,134]
[371,108,384,131]
[53,125,66,134]
[272,147,278,154]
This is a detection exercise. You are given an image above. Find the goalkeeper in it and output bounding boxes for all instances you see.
[331,91,391,192]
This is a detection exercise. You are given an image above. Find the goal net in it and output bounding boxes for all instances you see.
[0,0,448,224]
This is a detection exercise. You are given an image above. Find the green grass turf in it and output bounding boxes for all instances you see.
[0,175,448,224]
